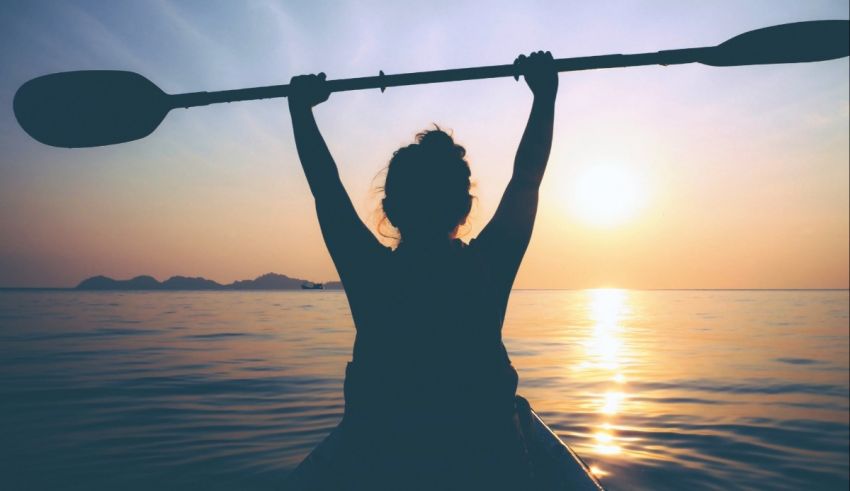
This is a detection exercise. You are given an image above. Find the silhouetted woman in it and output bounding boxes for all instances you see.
[287,51,557,490]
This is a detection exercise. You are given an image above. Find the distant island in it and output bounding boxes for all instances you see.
[76,273,343,291]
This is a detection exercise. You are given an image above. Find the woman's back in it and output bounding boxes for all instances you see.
[285,51,558,488]
[341,241,529,490]
[344,239,517,424]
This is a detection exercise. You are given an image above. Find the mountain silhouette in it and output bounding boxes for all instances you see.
[75,273,341,291]
[77,275,161,290]
[229,273,303,290]
[161,276,223,290]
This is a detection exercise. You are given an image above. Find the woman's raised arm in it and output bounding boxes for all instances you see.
[473,52,558,290]
[287,74,384,284]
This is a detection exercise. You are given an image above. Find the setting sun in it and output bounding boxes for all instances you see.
[568,164,647,227]
[1,3,848,490]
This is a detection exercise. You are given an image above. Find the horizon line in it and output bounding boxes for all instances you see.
[0,287,847,292]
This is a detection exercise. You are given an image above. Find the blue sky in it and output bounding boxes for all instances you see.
[1,1,847,288]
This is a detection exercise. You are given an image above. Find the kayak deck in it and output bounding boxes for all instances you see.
[521,399,606,490]
[287,396,606,490]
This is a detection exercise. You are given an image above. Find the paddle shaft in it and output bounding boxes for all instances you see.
[170,47,712,109]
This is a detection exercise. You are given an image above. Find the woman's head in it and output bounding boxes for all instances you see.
[378,127,473,243]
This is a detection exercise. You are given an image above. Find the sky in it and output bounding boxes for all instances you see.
[0,0,847,289]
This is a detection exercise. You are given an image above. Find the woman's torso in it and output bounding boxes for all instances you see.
[342,239,518,428]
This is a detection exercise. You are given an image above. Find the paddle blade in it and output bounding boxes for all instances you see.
[14,70,170,148]
[701,20,849,67]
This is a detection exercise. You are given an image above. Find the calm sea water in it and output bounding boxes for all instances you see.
[0,290,847,490]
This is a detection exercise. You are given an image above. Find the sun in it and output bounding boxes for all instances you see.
[568,163,646,227]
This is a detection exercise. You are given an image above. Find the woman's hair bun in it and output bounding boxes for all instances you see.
[416,126,466,159]
[377,125,474,241]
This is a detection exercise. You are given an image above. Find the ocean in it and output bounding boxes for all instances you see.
[0,289,847,490]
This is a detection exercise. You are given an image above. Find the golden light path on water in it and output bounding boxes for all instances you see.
[580,288,631,478]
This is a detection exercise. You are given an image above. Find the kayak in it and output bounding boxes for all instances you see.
[520,399,607,490]
[287,396,606,490]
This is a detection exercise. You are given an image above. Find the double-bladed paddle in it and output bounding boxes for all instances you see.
[13,20,849,148]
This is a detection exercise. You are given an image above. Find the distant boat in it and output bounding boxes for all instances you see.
[301,282,324,290]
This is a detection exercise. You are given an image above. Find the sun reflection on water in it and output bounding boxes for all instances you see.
[601,390,626,415]
[583,289,632,464]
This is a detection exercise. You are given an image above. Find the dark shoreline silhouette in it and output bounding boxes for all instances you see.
[75,272,343,291]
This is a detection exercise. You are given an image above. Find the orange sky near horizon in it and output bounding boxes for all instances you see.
[0,1,847,289]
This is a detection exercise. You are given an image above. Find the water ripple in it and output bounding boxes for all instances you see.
[0,289,847,490]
